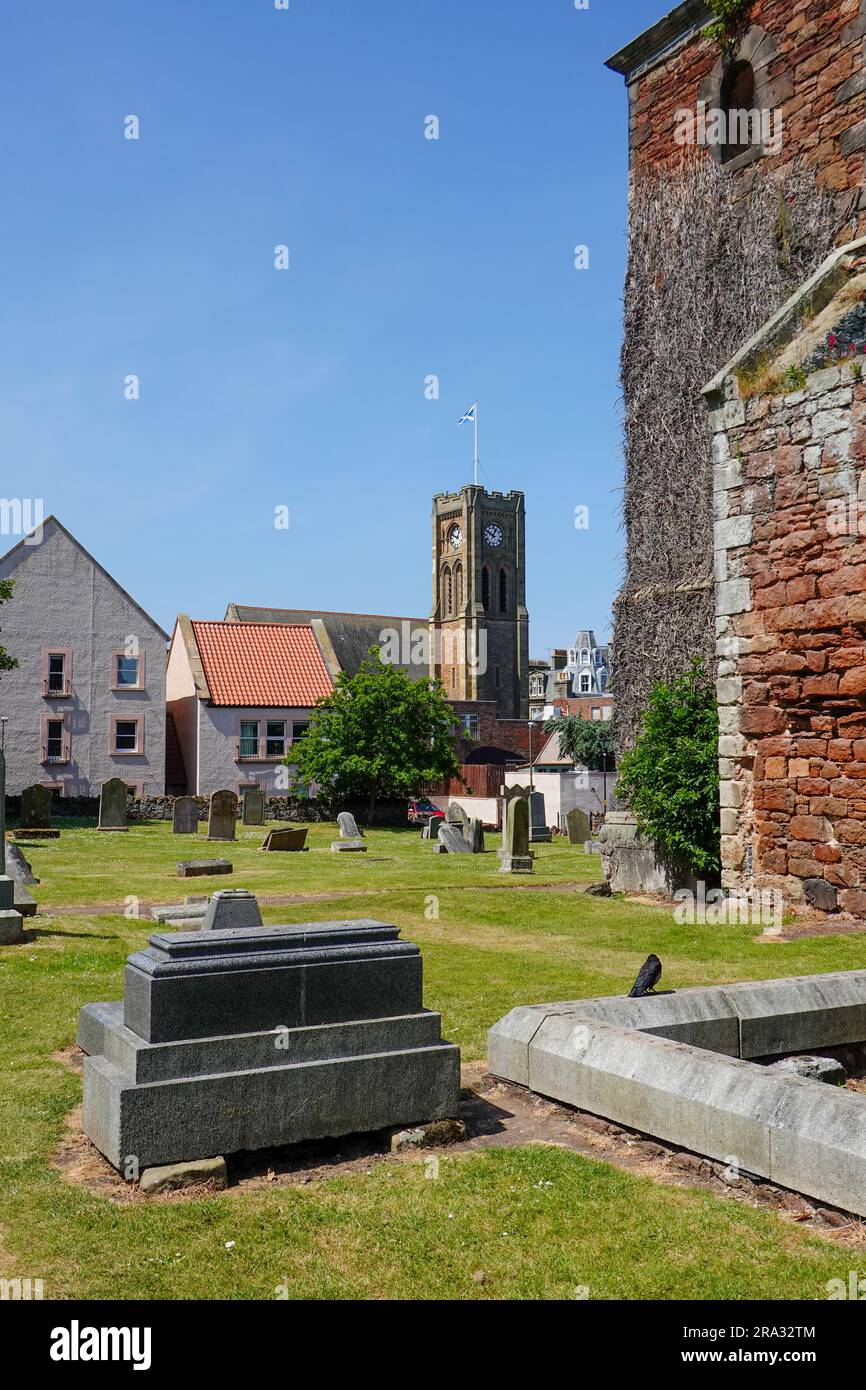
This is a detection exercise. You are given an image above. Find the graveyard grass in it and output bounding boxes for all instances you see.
[2,820,865,1300]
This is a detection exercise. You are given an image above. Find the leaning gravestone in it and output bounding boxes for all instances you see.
[98,778,129,832]
[242,788,266,826]
[566,807,591,846]
[436,822,472,855]
[529,791,552,844]
[332,810,366,853]
[201,889,263,932]
[172,797,198,835]
[17,784,59,839]
[261,826,308,852]
[77,919,461,1172]
[0,750,25,942]
[207,790,237,842]
[500,796,533,874]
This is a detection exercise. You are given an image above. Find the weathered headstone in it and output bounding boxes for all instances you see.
[17,784,58,838]
[98,777,129,832]
[447,801,470,835]
[500,784,531,850]
[500,797,533,873]
[77,919,461,1171]
[468,818,485,854]
[201,889,263,932]
[172,797,199,834]
[261,826,308,852]
[207,790,237,842]
[436,822,472,855]
[332,811,366,852]
[566,807,591,846]
[338,811,363,839]
[177,859,233,878]
[0,750,25,941]
[529,791,552,844]
[5,842,38,886]
[243,788,266,826]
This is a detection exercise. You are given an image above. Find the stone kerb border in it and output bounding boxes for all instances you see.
[489,972,866,1217]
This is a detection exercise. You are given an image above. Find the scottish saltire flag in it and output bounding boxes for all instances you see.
[458,403,476,425]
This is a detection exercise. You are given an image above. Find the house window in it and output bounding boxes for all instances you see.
[591,706,601,721]
[499,568,508,614]
[265,721,286,757]
[114,654,140,688]
[45,719,65,762]
[292,721,310,742]
[47,654,66,694]
[239,720,259,758]
[460,714,479,740]
[581,648,590,664]
[580,673,591,693]
[113,718,140,754]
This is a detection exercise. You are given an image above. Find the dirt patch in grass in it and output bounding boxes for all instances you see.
[51,1048,866,1243]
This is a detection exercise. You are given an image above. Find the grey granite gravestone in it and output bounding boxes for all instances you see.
[500,797,533,874]
[436,822,472,855]
[201,889,263,932]
[172,797,198,835]
[243,789,266,826]
[529,791,552,844]
[261,826,308,852]
[177,859,233,878]
[0,751,25,942]
[77,919,461,1171]
[447,802,470,835]
[566,807,591,846]
[468,818,485,854]
[207,790,237,842]
[98,777,129,832]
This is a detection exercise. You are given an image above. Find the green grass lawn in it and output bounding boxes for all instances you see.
[2,820,864,1300]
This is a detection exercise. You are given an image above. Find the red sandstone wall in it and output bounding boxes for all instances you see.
[628,0,864,218]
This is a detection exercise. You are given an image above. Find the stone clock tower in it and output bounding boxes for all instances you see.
[430,486,529,720]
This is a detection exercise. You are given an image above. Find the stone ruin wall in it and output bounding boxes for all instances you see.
[612,0,866,752]
[711,353,866,913]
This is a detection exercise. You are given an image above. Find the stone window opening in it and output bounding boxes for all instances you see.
[442,566,453,617]
[454,562,463,613]
[499,567,508,614]
[482,566,491,612]
[720,59,757,164]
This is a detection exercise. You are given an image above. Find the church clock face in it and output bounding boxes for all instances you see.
[484,523,503,547]
[448,524,462,550]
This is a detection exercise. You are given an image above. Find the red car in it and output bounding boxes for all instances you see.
[408,798,446,826]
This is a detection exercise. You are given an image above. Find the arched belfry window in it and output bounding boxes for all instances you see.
[482,566,491,613]
[499,567,508,614]
[442,566,452,617]
[454,562,463,613]
[720,59,756,164]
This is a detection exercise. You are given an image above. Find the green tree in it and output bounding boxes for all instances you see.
[288,648,460,821]
[0,580,18,676]
[615,659,720,875]
[546,713,615,772]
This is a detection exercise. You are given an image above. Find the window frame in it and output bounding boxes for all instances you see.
[110,714,144,757]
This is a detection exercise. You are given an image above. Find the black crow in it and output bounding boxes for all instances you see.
[628,954,662,998]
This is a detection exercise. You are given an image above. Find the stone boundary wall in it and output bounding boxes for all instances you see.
[711,358,866,912]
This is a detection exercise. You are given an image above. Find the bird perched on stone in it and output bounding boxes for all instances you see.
[628,954,662,998]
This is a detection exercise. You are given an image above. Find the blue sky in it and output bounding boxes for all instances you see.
[1,0,665,655]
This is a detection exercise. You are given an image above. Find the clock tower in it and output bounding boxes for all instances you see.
[430,485,529,720]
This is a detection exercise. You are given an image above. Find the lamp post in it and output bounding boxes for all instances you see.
[528,718,534,793]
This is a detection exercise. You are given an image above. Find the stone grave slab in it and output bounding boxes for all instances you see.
[261,826,308,852]
[243,789,266,826]
[436,823,472,854]
[529,791,552,844]
[201,890,263,932]
[177,859,233,879]
[500,797,533,873]
[337,811,364,839]
[566,807,591,846]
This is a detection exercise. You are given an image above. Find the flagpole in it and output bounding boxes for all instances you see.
[473,402,478,486]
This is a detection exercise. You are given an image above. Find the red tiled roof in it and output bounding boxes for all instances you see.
[191,621,333,708]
